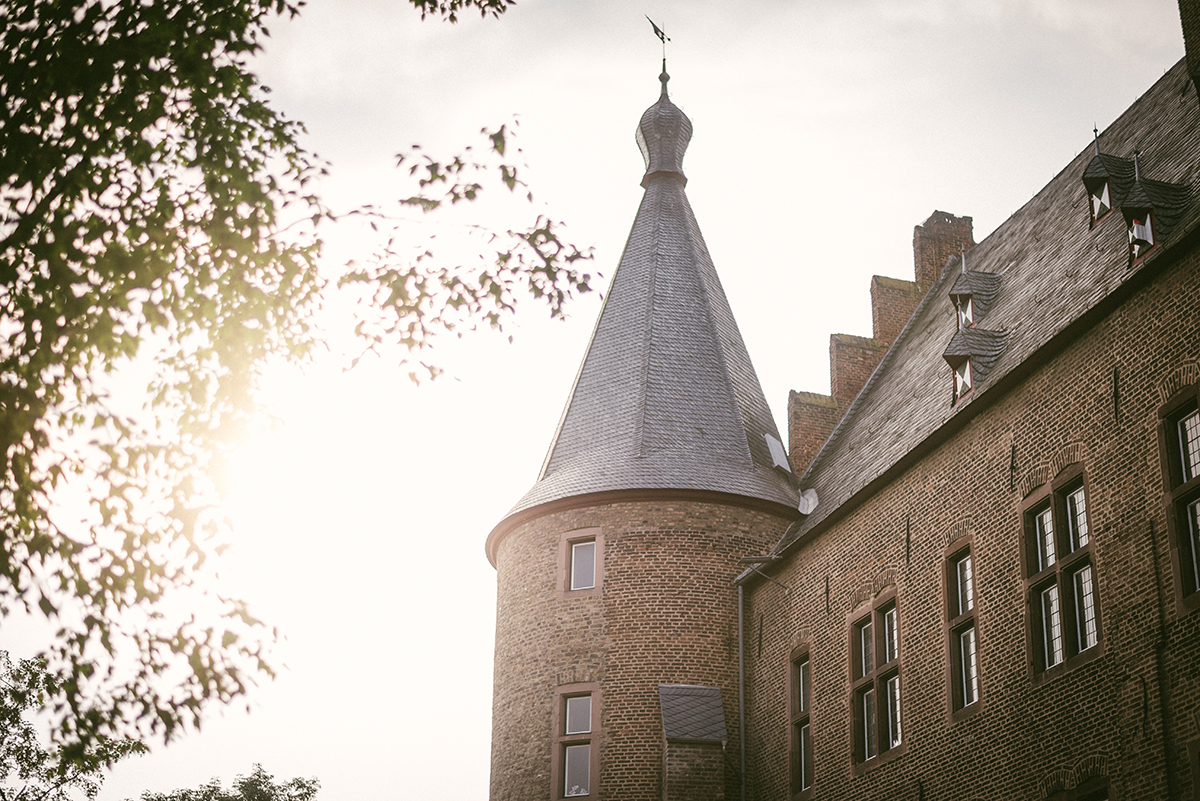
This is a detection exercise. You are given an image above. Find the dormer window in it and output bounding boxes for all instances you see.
[1128,211,1155,260]
[954,359,973,399]
[954,295,974,329]
[1088,180,1112,223]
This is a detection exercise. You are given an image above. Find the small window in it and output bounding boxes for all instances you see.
[553,684,599,800]
[571,541,596,591]
[789,650,813,797]
[1022,471,1103,680]
[955,295,975,328]
[954,359,973,400]
[1128,212,1155,260]
[1089,180,1112,223]
[559,529,603,599]
[1159,386,1200,614]
[850,594,904,771]
[946,544,982,719]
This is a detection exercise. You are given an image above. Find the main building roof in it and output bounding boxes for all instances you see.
[500,71,799,525]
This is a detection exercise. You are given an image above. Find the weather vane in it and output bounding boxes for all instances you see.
[646,16,670,64]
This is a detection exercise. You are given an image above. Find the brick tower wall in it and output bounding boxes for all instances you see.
[913,210,974,295]
[489,500,794,801]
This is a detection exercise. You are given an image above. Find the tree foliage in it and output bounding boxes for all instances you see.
[132,766,318,801]
[0,0,591,758]
[1,651,145,801]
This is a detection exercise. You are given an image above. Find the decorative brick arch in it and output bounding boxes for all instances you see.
[1035,754,1109,798]
[1020,442,1088,498]
[850,566,900,610]
[944,518,977,549]
[1157,358,1200,404]
[788,629,812,653]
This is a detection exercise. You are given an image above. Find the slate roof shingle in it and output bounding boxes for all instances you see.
[658,684,728,743]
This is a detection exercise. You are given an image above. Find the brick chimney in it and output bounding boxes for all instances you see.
[1181,0,1200,90]
[830,333,885,412]
[871,275,921,349]
[788,390,839,475]
[913,211,974,295]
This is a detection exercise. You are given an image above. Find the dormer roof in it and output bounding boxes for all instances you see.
[492,72,799,539]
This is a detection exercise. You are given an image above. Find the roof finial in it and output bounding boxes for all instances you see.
[1134,147,1141,181]
[1093,124,1101,157]
[647,16,670,79]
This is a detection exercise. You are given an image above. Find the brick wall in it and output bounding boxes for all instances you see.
[913,211,974,295]
[490,500,794,800]
[788,391,838,476]
[745,243,1200,800]
[830,333,885,412]
[664,742,725,801]
[871,275,921,349]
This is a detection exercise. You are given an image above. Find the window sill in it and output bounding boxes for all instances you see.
[850,741,908,778]
[1029,641,1105,687]
[949,698,985,726]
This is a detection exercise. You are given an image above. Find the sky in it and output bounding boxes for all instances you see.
[7,1,1188,799]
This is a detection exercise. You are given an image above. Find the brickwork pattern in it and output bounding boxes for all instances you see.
[871,274,922,349]
[788,391,839,476]
[830,333,885,412]
[490,500,793,801]
[664,742,726,801]
[913,210,974,295]
[746,247,1200,800]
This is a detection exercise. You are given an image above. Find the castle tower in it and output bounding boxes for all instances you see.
[486,69,800,801]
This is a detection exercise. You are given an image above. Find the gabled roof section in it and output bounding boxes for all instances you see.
[941,327,1009,381]
[772,58,1199,555]
[948,269,1002,321]
[501,73,799,522]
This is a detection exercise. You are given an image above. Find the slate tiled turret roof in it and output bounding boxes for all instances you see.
[658,684,728,743]
[501,72,799,521]
[771,58,1199,555]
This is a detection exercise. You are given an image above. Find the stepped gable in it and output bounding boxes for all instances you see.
[501,71,799,523]
[774,58,1200,554]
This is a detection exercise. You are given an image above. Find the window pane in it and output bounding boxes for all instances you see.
[799,722,812,791]
[1035,508,1056,571]
[565,696,591,735]
[570,541,595,591]
[883,607,898,664]
[956,553,974,616]
[862,687,877,760]
[797,658,810,713]
[1073,566,1098,651]
[1187,498,1200,595]
[885,675,902,750]
[858,620,874,678]
[564,745,590,797]
[1182,410,1200,481]
[1041,585,1063,667]
[959,626,978,706]
[1067,487,1089,551]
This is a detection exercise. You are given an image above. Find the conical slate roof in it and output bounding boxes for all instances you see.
[502,71,799,521]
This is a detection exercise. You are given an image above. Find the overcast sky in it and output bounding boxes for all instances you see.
[12,1,1188,799]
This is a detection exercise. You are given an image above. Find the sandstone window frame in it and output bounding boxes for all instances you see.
[558,528,603,600]
[1157,381,1200,616]
[551,681,600,801]
[1020,465,1104,684]
[787,645,814,799]
[943,537,984,723]
[848,588,906,775]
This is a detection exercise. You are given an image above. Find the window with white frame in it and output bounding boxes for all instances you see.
[789,649,813,797]
[552,684,599,800]
[1160,387,1200,614]
[559,529,603,599]
[946,544,981,717]
[851,594,903,769]
[1023,472,1102,679]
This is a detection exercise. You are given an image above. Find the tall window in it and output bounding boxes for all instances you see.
[1160,386,1200,614]
[789,649,813,797]
[1023,472,1102,679]
[851,593,904,770]
[559,529,603,599]
[552,683,598,800]
[946,543,981,718]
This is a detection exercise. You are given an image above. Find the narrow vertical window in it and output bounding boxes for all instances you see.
[955,359,973,399]
[1162,391,1200,613]
[1041,585,1063,668]
[946,544,981,717]
[862,687,877,761]
[1024,472,1102,678]
[1180,409,1200,481]
[851,593,904,769]
[959,627,978,706]
[789,650,813,795]
[1186,499,1200,594]
[553,684,598,800]
[570,541,595,591]
[1073,566,1098,651]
